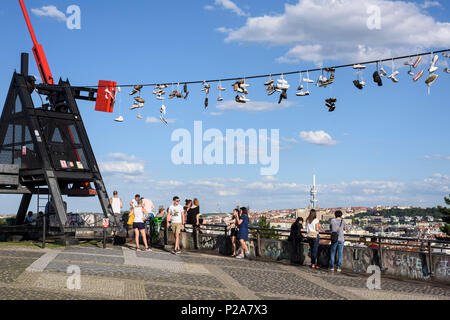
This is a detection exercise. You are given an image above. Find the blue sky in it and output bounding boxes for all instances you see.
[0,0,449,214]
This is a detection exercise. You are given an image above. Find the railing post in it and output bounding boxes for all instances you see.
[256,230,261,257]
[102,228,106,249]
[164,225,168,245]
[428,241,433,276]
[378,236,383,271]
[42,213,46,249]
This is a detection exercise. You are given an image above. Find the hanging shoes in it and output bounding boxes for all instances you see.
[217,85,226,91]
[413,56,422,69]
[204,97,209,108]
[278,89,287,104]
[443,53,450,58]
[130,103,140,110]
[379,66,387,77]
[129,85,143,96]
[425,74,438,87]
[264,78,274,86]
[114,116,124,122]
[353,80,365,90]
[373,71,383,86]
[413,70,424,82]
[134,97,145,103]
[160,116,168,125]
[444,68,450,74]
[353,64,366,70]
[266,84,276,96]
[388,71,399,83]
[325,98,337,112]
[428,55,439,73]
[137,114,143,120]
[217,97,223,102]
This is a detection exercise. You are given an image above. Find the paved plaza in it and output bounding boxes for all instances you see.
[0,244,449,300]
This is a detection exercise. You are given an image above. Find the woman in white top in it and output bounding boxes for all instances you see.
[305,209,321,269]
[133,199,150,251]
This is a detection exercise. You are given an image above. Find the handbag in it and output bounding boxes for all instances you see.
[127,208,135,226]
[331,219,343,244]
[307,231,318,239]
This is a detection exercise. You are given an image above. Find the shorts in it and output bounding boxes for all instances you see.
[230,228,238,237]
[172,223,182,234]
[133,222,145,230]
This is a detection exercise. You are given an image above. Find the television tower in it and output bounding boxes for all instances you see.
[310,174,318,209]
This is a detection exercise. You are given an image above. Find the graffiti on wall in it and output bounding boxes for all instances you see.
[384,251,430,280]
[261,240,287,260]
[434,256,450,279]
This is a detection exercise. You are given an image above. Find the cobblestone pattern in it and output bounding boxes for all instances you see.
[0,286,90,300]
[45,261,225,289]
[137,251,282,270]
[0,250,45,259]
[0,258,38,283]
[145,284,239,300]
[222,267,346,299]
[55,253,125,265]
[321,274,450,297]
[63,247,124,256]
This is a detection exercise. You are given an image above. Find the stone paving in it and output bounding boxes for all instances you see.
[0,245,449,300]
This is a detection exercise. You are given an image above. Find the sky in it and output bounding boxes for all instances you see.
[0,0,449,214]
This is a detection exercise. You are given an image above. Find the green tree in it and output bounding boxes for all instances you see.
[257,216,279,240]
[438,194,450,235]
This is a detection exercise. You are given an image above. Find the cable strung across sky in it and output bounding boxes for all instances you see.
[81,48,450,89]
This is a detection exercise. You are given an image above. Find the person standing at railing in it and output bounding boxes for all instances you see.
[236,207,250,259]
[329,210,347,272]
[289,217,304,265]
[187,198,201,249]
[305,209,321,269]
[167,196,185,254]
[223,208,240,257]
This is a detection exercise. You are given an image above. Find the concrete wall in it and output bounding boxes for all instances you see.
[158,230,450,284]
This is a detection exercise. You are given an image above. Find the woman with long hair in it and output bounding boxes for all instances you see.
[305,209,321,269]
[133,199,150,251]
[223,208,240,257]
[188,198,201,249]
[236,207,250,259]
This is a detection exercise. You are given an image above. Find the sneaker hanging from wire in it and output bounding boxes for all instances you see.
[114,116,124,122]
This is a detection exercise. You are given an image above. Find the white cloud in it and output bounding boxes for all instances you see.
[421,154,450,160]
[215,27,233,33]
[204,5,215,10]
[210,112,223,116]
[262,175,278,182]
[107,153,137,161]
[222,0,450,65]
[281,137,299,144]
[31,5,67,22]
[146,116,175,124]
[217,100,294,112]
[214,0,247,16]
[299,130,337,146]
[100,161,144,175]
[422,1,442,9]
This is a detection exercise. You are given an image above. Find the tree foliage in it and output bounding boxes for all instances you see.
[438,195,450,235]
[257,216,280,240]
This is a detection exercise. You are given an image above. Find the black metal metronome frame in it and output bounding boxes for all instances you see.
[0,53,116,232]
